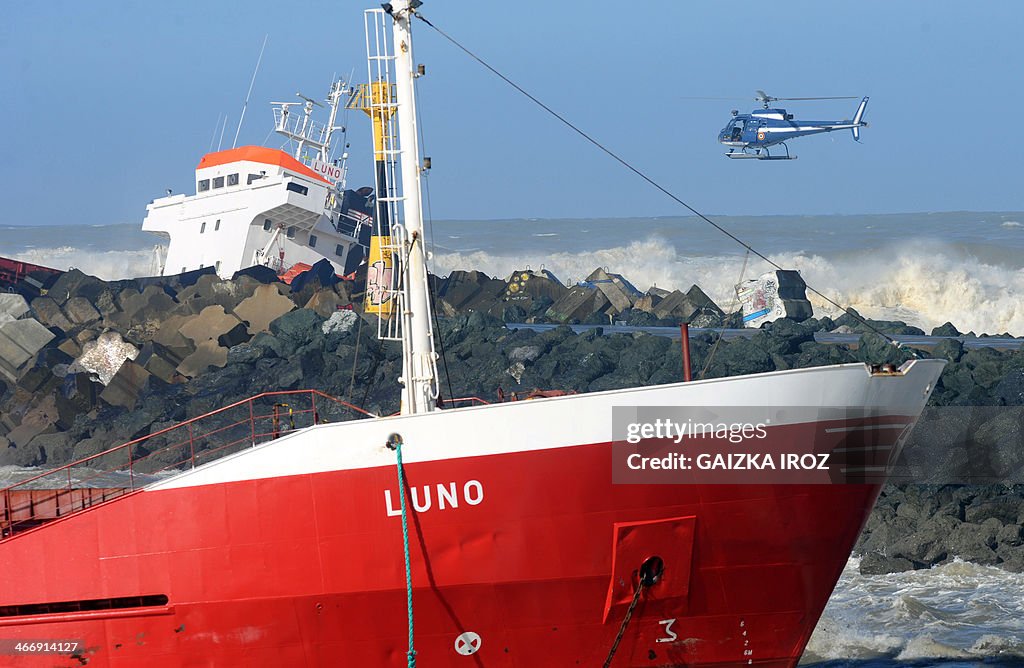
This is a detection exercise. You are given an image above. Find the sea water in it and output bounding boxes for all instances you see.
[802,558,1024,666]
[3,211,1023,334]
[3,213,1024,664]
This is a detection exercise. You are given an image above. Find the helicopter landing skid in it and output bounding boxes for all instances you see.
[726,144,797,160]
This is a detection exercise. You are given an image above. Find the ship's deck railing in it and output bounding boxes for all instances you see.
[0,390,374,540]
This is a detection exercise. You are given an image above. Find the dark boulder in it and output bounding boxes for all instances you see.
[232,264,281,284]
[859,553,916,575]
[932,322,962,337]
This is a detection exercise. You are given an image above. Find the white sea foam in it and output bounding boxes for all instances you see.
[9,220,1024,334]
[433,236,1024,334]
[803,558,1024,664]
[10,246,160,281]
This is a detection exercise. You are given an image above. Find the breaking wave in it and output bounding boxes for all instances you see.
[802,558,1024,664]
[432,236,1024,335]
[7,222,1024,335]
[6,246,161,281]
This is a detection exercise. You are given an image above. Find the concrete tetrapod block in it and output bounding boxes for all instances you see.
[545,286,610,323]
[136,342,183,384]
[30,296,74,332]
[653,290,699,321]
[93,289,121,320]
[99,360,152,409]
[233,284,296,335]
[63,296,102,326]
[633,293,662,314]
[67,331,140,386]
[460,278,507,313]
[651,285,725,323]
[57,338,83,358]
[56,372,99,429]
[45,269,95,306]
[584,268,638,315]
[305,289,351,318]
[179,305,244,345]
[0,294,30,320]
[501,269,568,312]
[117,285,178,325]
[438,270,490,310]
[151,314,195,355]
[0,318,57,382]
[115,287,141,312]
[4,394,59,448]
[176,339,229,378]
[177,273,254,315]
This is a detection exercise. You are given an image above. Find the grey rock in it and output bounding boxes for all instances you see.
[508,345,541,364]
[859,553,916,575]
[322,310,359,335]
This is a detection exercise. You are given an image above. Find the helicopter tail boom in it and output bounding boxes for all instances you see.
[851,96,869,141]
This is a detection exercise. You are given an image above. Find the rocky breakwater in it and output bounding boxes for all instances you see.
[1,263,1024,575]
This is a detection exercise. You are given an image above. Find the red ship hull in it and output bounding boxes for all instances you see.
[0,362,945,666]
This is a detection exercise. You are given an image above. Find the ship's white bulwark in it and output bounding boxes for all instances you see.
[148,360,944,491]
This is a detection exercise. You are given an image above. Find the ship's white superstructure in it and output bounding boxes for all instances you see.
[143,80,373,279]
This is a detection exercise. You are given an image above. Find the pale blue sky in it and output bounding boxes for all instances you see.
[2,1,1021,225]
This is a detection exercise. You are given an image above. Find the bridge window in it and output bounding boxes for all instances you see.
[215,261,221,272]
[198,179,210,192]
[263,219,272,231]
[286,182,308,196]
[200,222,206,234]
[309,234,318,248]
[286,226,296,239]
[213,176,224,189]
[214,219,220,231]
[335,244,345,257]
[248,173,263,185]
[227,173,239,186]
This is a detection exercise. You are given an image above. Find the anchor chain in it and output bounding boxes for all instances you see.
[601,556,663,667]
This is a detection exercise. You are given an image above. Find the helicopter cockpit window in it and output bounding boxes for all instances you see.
[727,119,744,140]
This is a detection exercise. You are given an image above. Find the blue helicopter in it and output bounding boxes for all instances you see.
[718,91,869,160]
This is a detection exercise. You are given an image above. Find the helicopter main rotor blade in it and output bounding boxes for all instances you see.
[771,96,859,101]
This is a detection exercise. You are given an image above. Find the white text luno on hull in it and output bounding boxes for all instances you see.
[385,480,485,516]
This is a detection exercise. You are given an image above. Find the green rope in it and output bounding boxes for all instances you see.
[391,434,417,667]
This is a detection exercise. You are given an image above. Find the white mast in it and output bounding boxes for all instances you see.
[388,0,438,415]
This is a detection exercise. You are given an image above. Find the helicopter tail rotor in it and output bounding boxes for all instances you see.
[851,96,869,141]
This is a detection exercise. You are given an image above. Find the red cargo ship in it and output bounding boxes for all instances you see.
[0,3,944,666]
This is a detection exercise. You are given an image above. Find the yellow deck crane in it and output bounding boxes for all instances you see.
[346,81,397,318]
